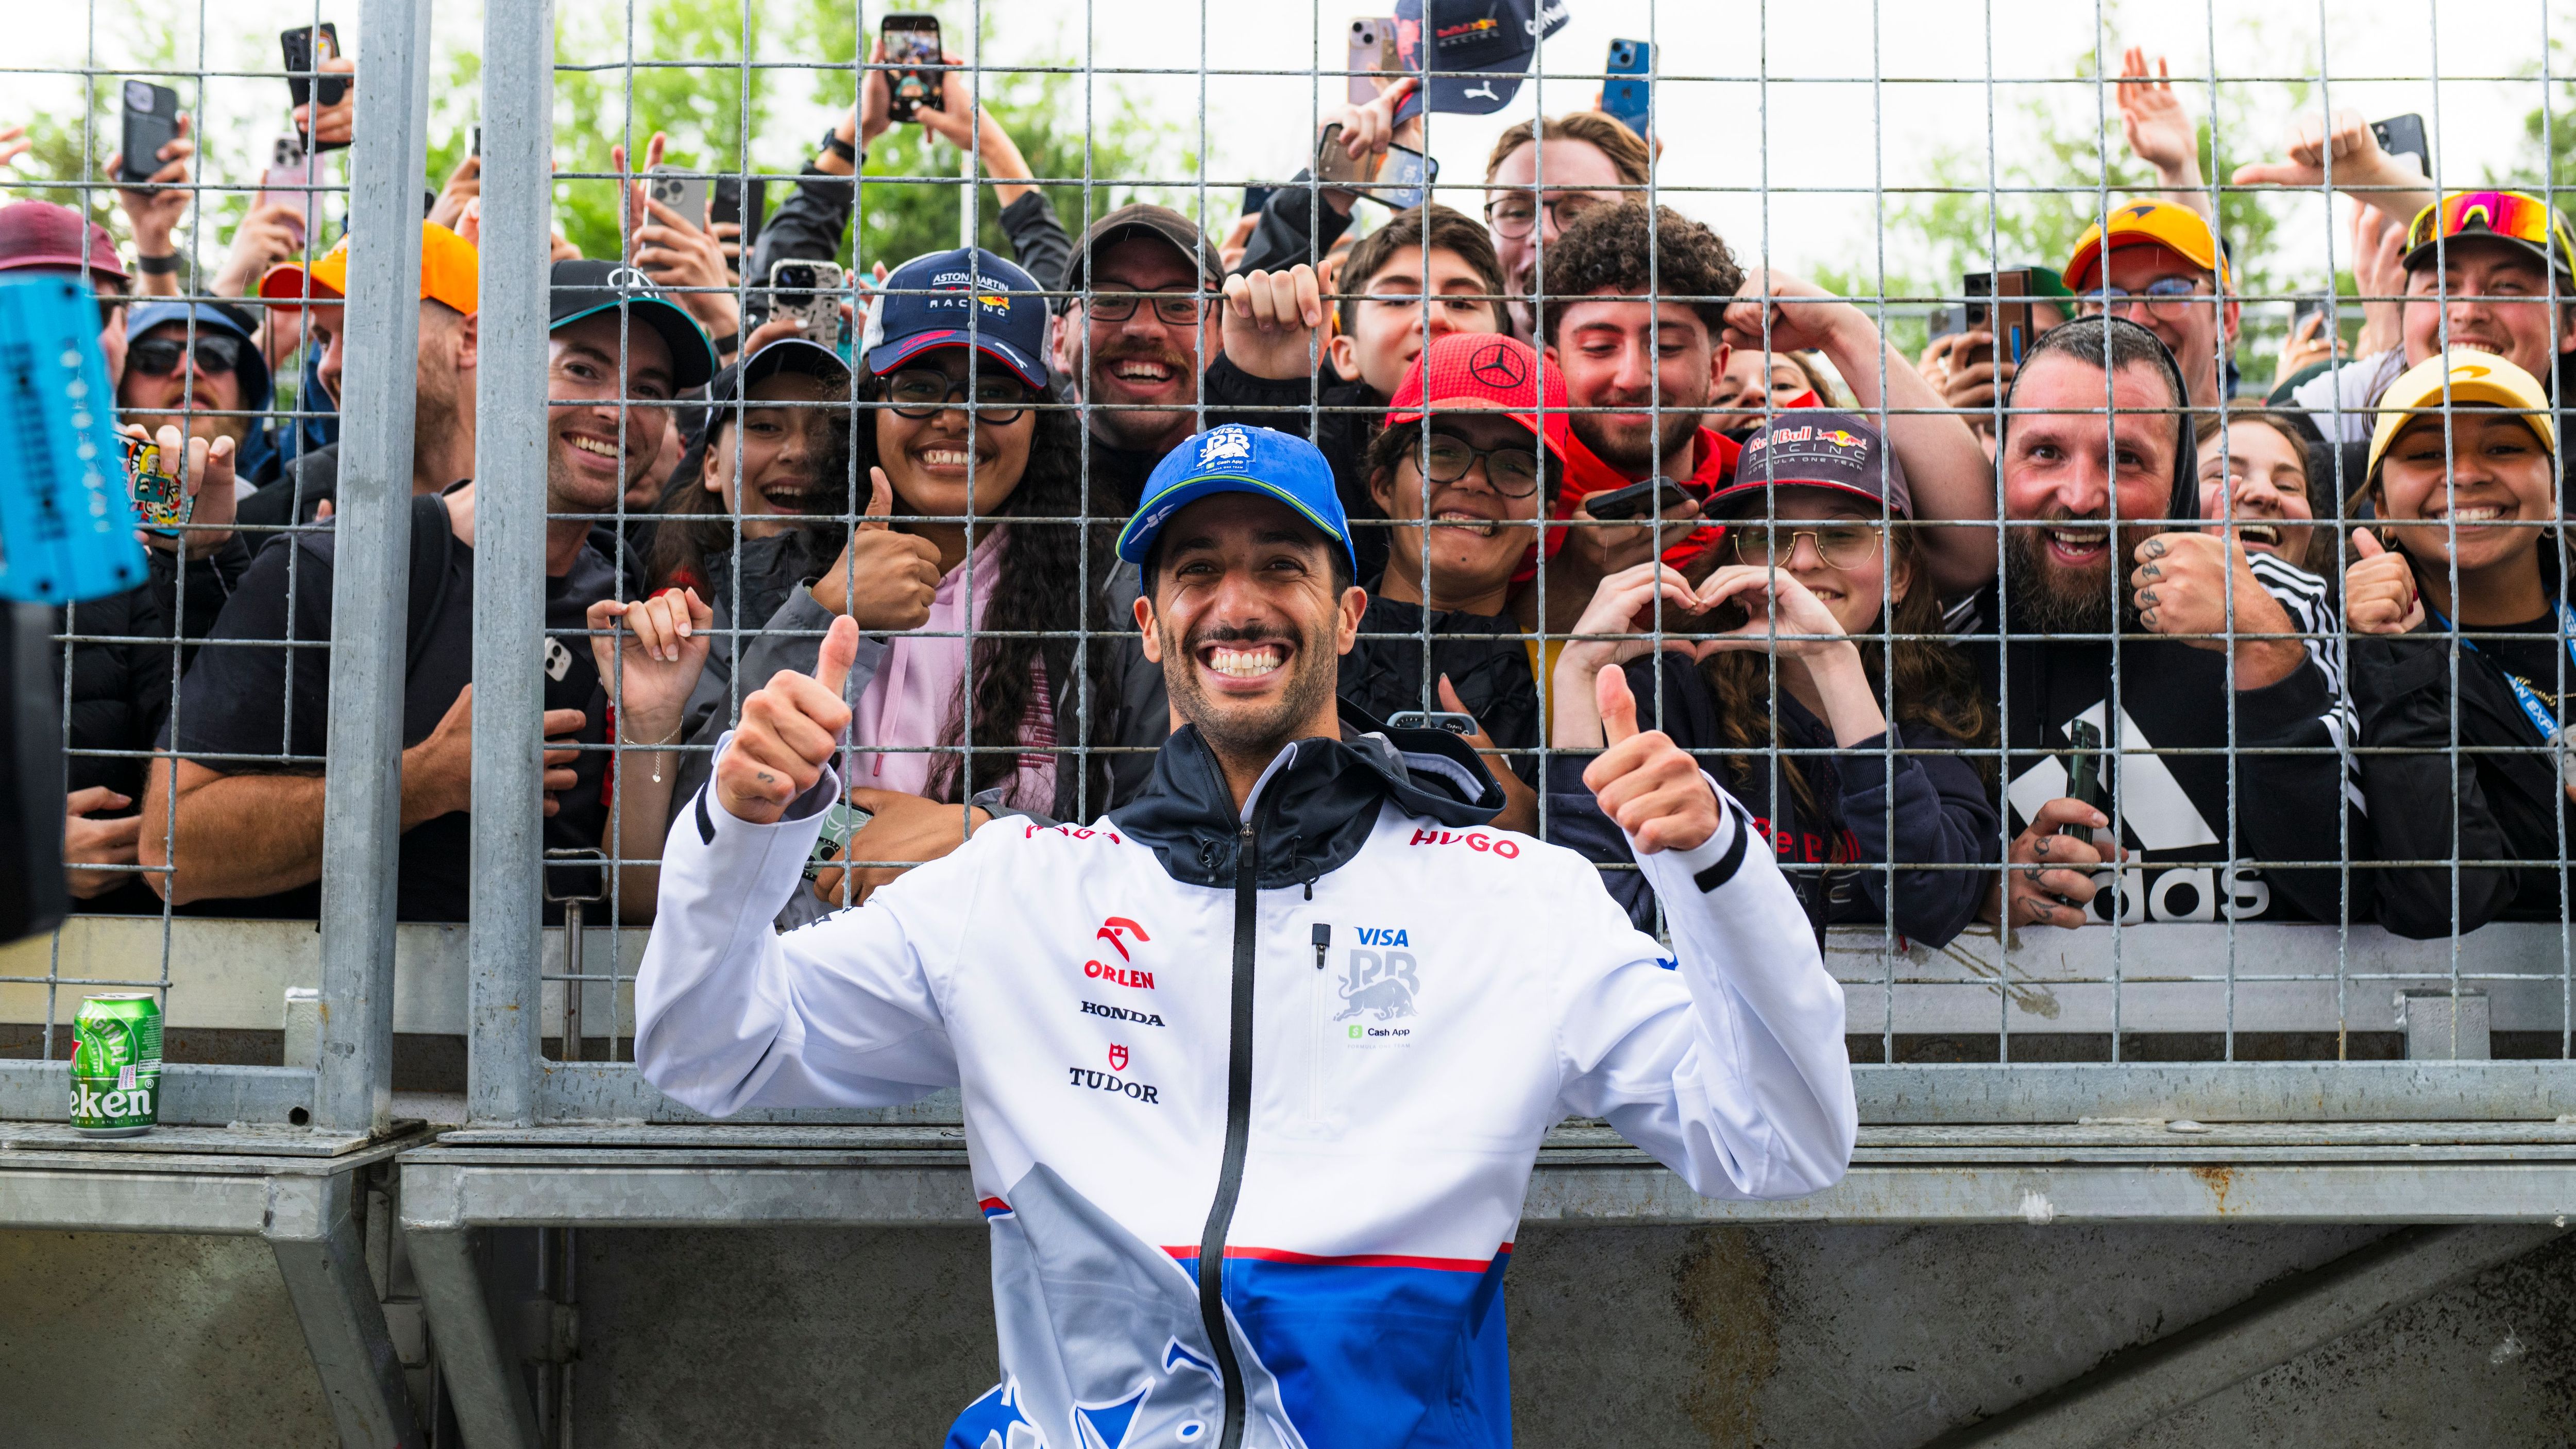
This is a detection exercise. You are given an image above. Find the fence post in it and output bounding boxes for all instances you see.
[469,0,555,1127]
[314,0,435,1139]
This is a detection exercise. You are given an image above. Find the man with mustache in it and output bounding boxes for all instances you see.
[1963,318,2355,932]
[1050,204,1239,512]
[637,422,1853,1449]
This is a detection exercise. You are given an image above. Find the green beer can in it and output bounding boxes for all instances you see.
[71,993,163,1136]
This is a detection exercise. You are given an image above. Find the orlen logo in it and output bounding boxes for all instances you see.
[1083,916,1154,990]
[1407,827,1520,859]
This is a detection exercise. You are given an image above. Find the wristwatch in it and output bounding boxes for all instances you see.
[819,125,858,165]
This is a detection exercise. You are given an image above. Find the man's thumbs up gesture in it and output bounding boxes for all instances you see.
[1579,665,1723,855]
[717,615,862,825]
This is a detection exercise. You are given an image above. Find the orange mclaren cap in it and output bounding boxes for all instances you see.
[2064,198,2232,294]
[259,220,478,314]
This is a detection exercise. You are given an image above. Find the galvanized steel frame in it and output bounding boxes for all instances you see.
[0,1130,432,1448]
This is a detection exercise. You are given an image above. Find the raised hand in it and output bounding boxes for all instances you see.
[1580,665,1720,856]
[131,424,236,560]
[810,467,944,629]
[2344,529,2424,636]
[294,57,358,148]
[588,588,711,742]
[716,615,862,825]
[1721,267,1859,356]
[1220,264,1324,381]
[2114,48,2199,181]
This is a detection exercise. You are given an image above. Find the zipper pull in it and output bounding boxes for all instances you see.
[1312,923,1330,970]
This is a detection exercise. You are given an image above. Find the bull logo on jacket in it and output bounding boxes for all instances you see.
[1335,948,1418,1021]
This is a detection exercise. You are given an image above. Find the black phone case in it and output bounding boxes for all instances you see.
[883,21,942,124]
[118,84,180,185]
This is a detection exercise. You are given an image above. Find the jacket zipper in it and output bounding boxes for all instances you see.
[1308,923,1330,1126]
[1196,813,1261,1449]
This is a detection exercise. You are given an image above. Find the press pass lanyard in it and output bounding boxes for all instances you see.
[2423,599,2576,743]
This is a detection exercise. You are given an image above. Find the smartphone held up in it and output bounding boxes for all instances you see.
[882,14,944,125]
[280,23,349,152]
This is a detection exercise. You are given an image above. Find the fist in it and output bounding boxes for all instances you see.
[2130,531,2289,650]
[2344,528,2423,635]
[715,616,860,825]
[1579,665,1719,855]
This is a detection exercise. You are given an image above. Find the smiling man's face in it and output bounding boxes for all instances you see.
[1055,235,1220,455]
[546,311,675,516]
[2001,352,2182,633]
[1137,491,1363,765]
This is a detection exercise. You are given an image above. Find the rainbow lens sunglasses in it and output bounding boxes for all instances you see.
[2406,190,2576,277]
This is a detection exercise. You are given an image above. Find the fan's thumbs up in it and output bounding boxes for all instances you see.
[812,613,859,699]
[860,467,895,532]
[1597,661,1639,746]
[2351,526,2383,559]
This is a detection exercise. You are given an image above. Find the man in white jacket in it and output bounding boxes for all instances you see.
[637,421,1855,1449]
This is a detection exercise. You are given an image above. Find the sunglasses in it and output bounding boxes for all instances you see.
[127,333,248,379]
[2406,191,2576,277]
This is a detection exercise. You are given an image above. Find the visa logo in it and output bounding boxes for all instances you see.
[1354,927,1411,947]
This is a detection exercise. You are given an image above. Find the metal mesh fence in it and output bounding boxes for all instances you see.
[7,0,2575,1129]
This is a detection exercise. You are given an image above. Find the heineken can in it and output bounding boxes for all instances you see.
[70,993,162,1137]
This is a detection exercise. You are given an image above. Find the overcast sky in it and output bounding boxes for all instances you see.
[12,0,2563,306]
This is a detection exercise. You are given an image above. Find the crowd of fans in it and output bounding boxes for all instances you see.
[9,39,2574,949]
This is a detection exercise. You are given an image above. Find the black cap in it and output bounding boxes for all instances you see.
[1060,203,1224,311]
[547,258,720,390]
[708,336,851,412]
[1704,411,1913,520]
[674,337,854,488]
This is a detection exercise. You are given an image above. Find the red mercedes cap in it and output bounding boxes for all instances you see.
[0,199,129,285]
[1383,332,1569,461]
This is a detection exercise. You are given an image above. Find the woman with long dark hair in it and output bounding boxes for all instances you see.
[1546,413,1997,946]
[665,248,1118,910]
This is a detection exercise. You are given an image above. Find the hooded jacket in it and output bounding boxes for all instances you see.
[2348,566,2572,938]
[637,717,1854,1449]
[1961,324,2358,926]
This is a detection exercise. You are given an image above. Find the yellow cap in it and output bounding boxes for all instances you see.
[259,220,478,315]
[2064,199,2232,293]
[2366,350,2556,477]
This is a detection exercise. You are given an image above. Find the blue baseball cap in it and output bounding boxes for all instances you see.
[1117,424,1356,575]
[860,246,1049,391]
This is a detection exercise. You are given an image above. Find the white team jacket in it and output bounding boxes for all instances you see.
[637,726,1855,1449]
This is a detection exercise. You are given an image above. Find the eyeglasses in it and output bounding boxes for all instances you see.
[1417,432,1543,498]
[2075,276,2213,322]
[2407,190,2576,278]
[1482,193,1617,241]
[1727,522,1884,570]
[127,333,247,378]
[880,367,1035,422]
[1083,288,1209,326]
